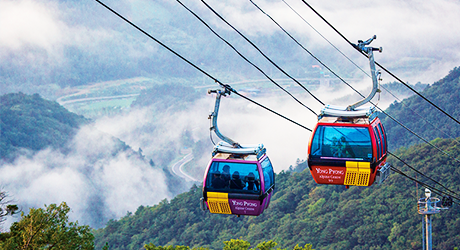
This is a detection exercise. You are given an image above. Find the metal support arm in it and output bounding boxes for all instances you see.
[208,88,241,148]
[348,35,383,111]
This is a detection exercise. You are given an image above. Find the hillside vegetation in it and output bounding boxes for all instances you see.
[382,66,460,149]
[0,93,88,160]
[92,68,460,249]
[93,137,460,249]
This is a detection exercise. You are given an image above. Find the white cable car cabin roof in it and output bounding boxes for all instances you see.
[212,141,266,160]
[318,105,376,125]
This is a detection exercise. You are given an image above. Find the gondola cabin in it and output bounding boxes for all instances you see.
[307,106,390,187]
[201,142,275,216]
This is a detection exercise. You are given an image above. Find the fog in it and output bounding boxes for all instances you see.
[1,0,459,230]
[0,124,170,229]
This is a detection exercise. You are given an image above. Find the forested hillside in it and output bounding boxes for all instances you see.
[0,92,88,160]
[93,137,460,250]
[382,66,460,149]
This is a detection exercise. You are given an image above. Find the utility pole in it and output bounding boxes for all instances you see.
[417,189,449,250]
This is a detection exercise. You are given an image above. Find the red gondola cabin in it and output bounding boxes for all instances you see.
[307,106,390,187]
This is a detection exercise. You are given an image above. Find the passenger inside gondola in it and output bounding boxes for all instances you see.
[230,171,245,189]
[311,126,372,160]
[206,161,262,193]
[331,136,355,158]
[222,165,231,188]
[244,172,260,191]
[211,171,226,189]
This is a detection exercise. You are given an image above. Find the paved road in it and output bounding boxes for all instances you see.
[170,153,199,182]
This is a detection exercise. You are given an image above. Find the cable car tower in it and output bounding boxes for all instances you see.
[417,189,451,250]
[307,36,391,187]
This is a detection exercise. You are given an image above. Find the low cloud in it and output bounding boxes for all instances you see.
[0,123,170,229]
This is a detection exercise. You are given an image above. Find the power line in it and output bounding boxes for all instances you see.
[248,0,356,101]
[279,0,370,78]
[93,0,312,132]
[390,165,460,204]
[200,0,325,106]
[299,0,460,127]
[95,0,457,198]
[388,151,460,199]
[176,0,317,116]
[260,0,460,192]
[279,0,460,146]
[277,0,460,160]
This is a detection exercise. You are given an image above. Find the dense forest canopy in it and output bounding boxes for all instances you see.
[92,137,460,249]
[0,92,88,160]
[381,66,460,150]
[90,67,460,249]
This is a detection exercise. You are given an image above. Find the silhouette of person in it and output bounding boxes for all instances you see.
[340,136,355,158]
[221,165,231,188]
[211,171,226,189]
[244,172,259,191]
[230,171,245,189]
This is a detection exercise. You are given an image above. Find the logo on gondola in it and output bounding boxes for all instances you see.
[231,200,258,207]
[315,168,344,175]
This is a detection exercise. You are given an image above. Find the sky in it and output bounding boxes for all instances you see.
[1,0,460,229]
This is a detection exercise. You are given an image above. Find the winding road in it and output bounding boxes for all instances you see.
[170,153,199,182]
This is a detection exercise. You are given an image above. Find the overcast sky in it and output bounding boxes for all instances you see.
[1,0,459,84]
[1,0,459,229]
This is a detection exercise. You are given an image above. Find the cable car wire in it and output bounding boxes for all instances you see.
[95,0,457,198]
[248,0,353,93]
[200,0,325,106]
[388,151,460,199]
[280,0,370,78]
[375,103,460,165]
[265,1,460,191]
[94,0,312,132]
[253,0,460,163]
[281,0,460,145]
[299,0,460,127]
[390,165,460,204]
[176,0,317,116]
[247,0,460,164]
[270,0,460,163]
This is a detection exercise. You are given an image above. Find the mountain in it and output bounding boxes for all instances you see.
[92,137,460,250]
[0,92,88,160]
[381,66,460,150]
[91,67,460,249]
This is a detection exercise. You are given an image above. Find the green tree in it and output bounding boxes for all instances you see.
[0,202,94,249]
[223,239,251,250]
[144,243,208,250]
[254,240,277,250]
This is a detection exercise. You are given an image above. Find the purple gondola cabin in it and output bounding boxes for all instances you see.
[201,142,275,216]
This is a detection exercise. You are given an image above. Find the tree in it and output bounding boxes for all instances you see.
[0,191,18,224]
[0,202,94,249]
[144,243,208,250]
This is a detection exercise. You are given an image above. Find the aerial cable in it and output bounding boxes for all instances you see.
[250,0,460,197]
[390,165,460,203]
[176,0,317,116]
[249,0,460,164]
[248,0,359,101]
[280,0,370,78]
[94,0,312,132]
[280,0,460,147]
[374,102,460,165]
[381,83,460,146]
[299,0,460,126]
[280,0,460,143]
[200,0,325,106]
[388,151,460,199]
